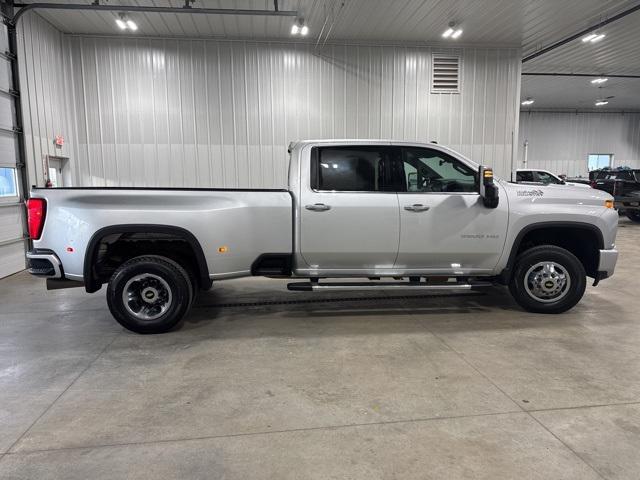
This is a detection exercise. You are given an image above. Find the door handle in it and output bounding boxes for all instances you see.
[305,203,331,211]
[404,204,430,212]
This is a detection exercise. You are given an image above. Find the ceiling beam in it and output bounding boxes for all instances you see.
[523,73,640,79]
[11,2,298,25]
[522,2,640,63]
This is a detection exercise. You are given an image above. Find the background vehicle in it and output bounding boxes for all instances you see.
[515,169,591,188]
[591,168,640,222]
[26,140,618,334]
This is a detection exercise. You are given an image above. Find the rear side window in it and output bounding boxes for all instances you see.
[311,147,390,192]
[516,171,535,182]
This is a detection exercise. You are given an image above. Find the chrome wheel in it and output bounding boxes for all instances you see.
[524,261,571,303]
[122,273,173,321]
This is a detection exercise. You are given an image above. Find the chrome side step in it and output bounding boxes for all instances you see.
[287,281,493,292]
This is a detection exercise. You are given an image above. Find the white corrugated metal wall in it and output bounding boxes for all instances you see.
[519,111,640,177]
[18,14,522,188]
[17,13,75,188]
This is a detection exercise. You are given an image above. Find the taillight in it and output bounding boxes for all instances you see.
[590,181,596,189]
[27,198,46,240]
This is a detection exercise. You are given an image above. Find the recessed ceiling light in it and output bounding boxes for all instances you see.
[291,24,299,35]
[582,32,605,43]
[300,25,309,36]
[115,18,127,30]
[595,100,609,106]
[591,77,608,84]
[521,98,535,106]
[451,29,463,39]
[126,20,138,31]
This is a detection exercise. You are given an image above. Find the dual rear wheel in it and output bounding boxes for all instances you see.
[106,255,194,334]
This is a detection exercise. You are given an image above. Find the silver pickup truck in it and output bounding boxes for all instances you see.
[26,140,619,334]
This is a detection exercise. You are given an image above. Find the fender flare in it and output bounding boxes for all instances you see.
[498,221,604,283]
[83,224,211,292]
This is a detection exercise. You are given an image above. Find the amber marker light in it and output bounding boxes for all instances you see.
[605,200,614,209]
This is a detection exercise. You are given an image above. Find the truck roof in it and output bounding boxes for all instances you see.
[288,139,477,167]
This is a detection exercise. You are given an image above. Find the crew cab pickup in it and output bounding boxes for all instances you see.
[26,140,619,334]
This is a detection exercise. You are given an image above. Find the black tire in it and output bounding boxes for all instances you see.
[508,245,586,314]
[107,255,193,334]
[625,211,640,223]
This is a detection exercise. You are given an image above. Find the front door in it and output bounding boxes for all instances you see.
[393,146,508,273]
[299,145,399,271]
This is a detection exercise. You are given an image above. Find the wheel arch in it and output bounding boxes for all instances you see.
[499,221,604,283]
[84,224,211,293]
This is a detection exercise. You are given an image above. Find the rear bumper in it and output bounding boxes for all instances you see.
[26,250,63,278]
[597,247,618,280]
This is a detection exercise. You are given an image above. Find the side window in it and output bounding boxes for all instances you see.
[312,147,389,192]
[536,171,561,184]
[400,148,477,193]
[0,167,18,198]
[516,171,535,182]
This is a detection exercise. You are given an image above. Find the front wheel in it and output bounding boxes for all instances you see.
[107,255,193,334]
[508,245,586,314]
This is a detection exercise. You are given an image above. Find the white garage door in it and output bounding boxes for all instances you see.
[0,22,26,279]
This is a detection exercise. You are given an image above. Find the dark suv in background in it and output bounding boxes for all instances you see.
[591,168,640,222]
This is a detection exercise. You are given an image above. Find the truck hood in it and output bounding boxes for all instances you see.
[499,180,612,207]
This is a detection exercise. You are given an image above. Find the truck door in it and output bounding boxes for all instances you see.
[299,146,399,270]
[393,146,508,273]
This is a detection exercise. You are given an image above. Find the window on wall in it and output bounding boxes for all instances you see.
[588,154,613,171]
[0,167,18,198]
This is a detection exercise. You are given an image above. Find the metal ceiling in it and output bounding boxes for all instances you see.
[14,0,639,49]
[521,75,640,111]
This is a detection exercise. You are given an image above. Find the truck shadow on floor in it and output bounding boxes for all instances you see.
[176,285,621,337]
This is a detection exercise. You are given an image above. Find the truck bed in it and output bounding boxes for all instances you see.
[30,187,294,282]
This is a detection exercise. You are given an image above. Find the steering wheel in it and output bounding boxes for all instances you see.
[421,177,444,192]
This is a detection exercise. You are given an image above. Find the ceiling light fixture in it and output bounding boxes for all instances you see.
[116,13,138,32]
[291,18,308,36]
[582,32,605,43]
[521,98,535,106]
[591,77,608,84]
[443,22,462,39]
[595,100,609,106]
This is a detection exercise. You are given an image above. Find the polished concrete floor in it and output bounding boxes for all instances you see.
[0,218,639,479]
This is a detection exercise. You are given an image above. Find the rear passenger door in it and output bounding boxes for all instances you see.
[299,146,400,271]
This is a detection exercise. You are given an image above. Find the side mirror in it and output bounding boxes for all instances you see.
[478,166,499,208]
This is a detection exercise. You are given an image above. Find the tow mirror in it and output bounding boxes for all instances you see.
[478,166,499,208]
